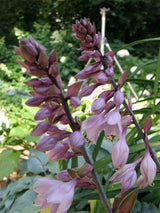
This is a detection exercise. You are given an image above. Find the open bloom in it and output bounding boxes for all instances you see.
[34,177,78,213]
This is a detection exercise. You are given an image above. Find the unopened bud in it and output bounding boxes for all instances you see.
[69,131,85,148]
[91,98,105,114]
[77,163,93,178]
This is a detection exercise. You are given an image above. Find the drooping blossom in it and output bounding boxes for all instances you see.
[109,157,142,192]
[34,177,78,213]
[111,127,129,168]
[137,134,156,188]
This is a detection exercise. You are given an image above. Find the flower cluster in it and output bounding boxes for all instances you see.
[73,18,157,192]
[15,36,96,212]
[15,18,158,212]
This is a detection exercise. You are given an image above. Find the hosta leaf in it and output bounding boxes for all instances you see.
[0,149,20,179]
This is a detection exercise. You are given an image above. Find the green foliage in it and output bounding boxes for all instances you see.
[0,176,40,213]
[0,149,20,179]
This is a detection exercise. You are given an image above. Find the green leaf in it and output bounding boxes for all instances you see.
[9,189,39,213]
[27,148,48,174]
[0,149,20,179]
[93,155,112,171]
[153,49,160,113]
[132,201,158,213]
[92,131,105,162]
[117,37,160,51]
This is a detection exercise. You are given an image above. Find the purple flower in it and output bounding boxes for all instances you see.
[91,98,105,114]
[69,131,85,148]
[110,157,142,192]
[81,113,104,143]
[34,177,78,213]
[111,127,129,168]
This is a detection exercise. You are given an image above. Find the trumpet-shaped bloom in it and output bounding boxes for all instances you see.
[34,177,78,213]
[111,127,129,168]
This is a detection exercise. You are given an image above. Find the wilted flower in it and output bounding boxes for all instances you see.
[34,177,78,213]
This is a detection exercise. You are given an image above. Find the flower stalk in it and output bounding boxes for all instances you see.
[99,50,160,171]
[45,65,112,213]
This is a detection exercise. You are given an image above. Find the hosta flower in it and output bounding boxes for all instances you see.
[69,131,85,148]
[110,157,142,192]
[111,127,129,168]
[34,177,78,213]
[81,113,104,143]
[137,134,157,188]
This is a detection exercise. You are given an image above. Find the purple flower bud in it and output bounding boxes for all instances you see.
[143,117,152,133]
[118,70,129,86]
[25,96,45,106]
[140,151,156,186]
[96,72,109,84]
[113,90,124,106]
[29,36,46,54]
[34,86,49,96]
[79,53,89,61]
[70,97,81,109]
[38,52,48,69]
[77,163,93,178]
[48,63,59,78]
[56,170,71,181]
[20,38,38,57]
[105,66,114,76]
[36,135,58,151]
[69,131,85,148]
[66,81,83,98]
[24,79,43,87]
[46,142,70,161]
[91,98,105,114]
[34,108,52,121]
[79,84,99,97]
[31,121,51,137]
[48,50,57,64]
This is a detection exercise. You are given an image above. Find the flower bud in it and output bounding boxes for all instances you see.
[48,50,57,64]
[69,131,85,148]
[31,121,51,137]
[140,151,156,186]
[25,96,45,107]
[34,108,52,121]
[113,90,124,106]
[38,52,48,69]
[70,97,81,109]
[91,98,105,114]
[36,135,58,151]
[143,116,152,133]
[77,163,93,178]
[56,170,71,181]
[79,84,98,97]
